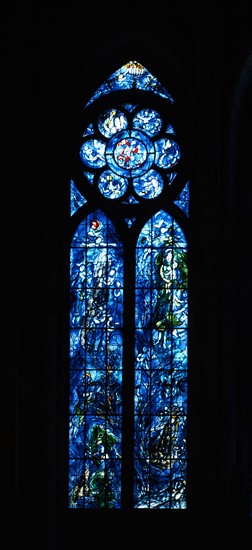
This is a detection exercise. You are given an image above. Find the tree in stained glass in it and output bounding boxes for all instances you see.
[69,60,189,509]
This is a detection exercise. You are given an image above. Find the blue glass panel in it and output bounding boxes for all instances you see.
[85,61,174,106]
[106,129,155,178]
[134,210,188,508]
[154,138,181,169]
[122,195,139,204]
[123,103,137,112]
[98,170,128,199]
[98,109,128,138]
[133,169,163,199]
[83,123,94,137]
[174,181,190,216]
[80,139,106,168]
[167,173,177,186]
[136,210,187,249]
[83,171,95,185]
[132,109,162,136]
[69,210,124,509]
[125,217,136,227]
[70,179,87,216]
[166,123,175,134]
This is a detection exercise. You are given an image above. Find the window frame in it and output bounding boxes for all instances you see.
[67,51,196,511]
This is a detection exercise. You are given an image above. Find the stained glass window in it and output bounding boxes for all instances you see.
[68,60,189,509]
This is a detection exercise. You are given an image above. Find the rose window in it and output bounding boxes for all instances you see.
[79,106,181,200]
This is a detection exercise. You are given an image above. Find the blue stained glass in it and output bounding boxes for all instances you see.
[98,170,128,199]
[154,138,181,169]
[174,182,190,216]
[80,104,180,200]
[98,109,128,137]
[133,169,163,199]
[123,195,139,204]
[123,103,137,112]
[69,59,190,510]
[83,123,94,137]
[83,172,94,185]
[134,211,188,508]
[166,123,175,134]
[70,179,87,216]
[137,210,187,249]
[125,217,136,227]
[105,129,155,177]
[132,108,162,136]
[69,210,124,508]
[80,139,106,168]
[85,61,174,106]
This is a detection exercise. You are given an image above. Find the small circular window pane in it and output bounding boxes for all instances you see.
[98,169,128,199]
[133,169,163,198]
[133,109,162,136]
[154,138,181,169]
[80,139,106,168]
[106,130,155,177]
[98,109,128,138]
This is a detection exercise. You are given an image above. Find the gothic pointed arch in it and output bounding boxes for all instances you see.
[68,34,196,511]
